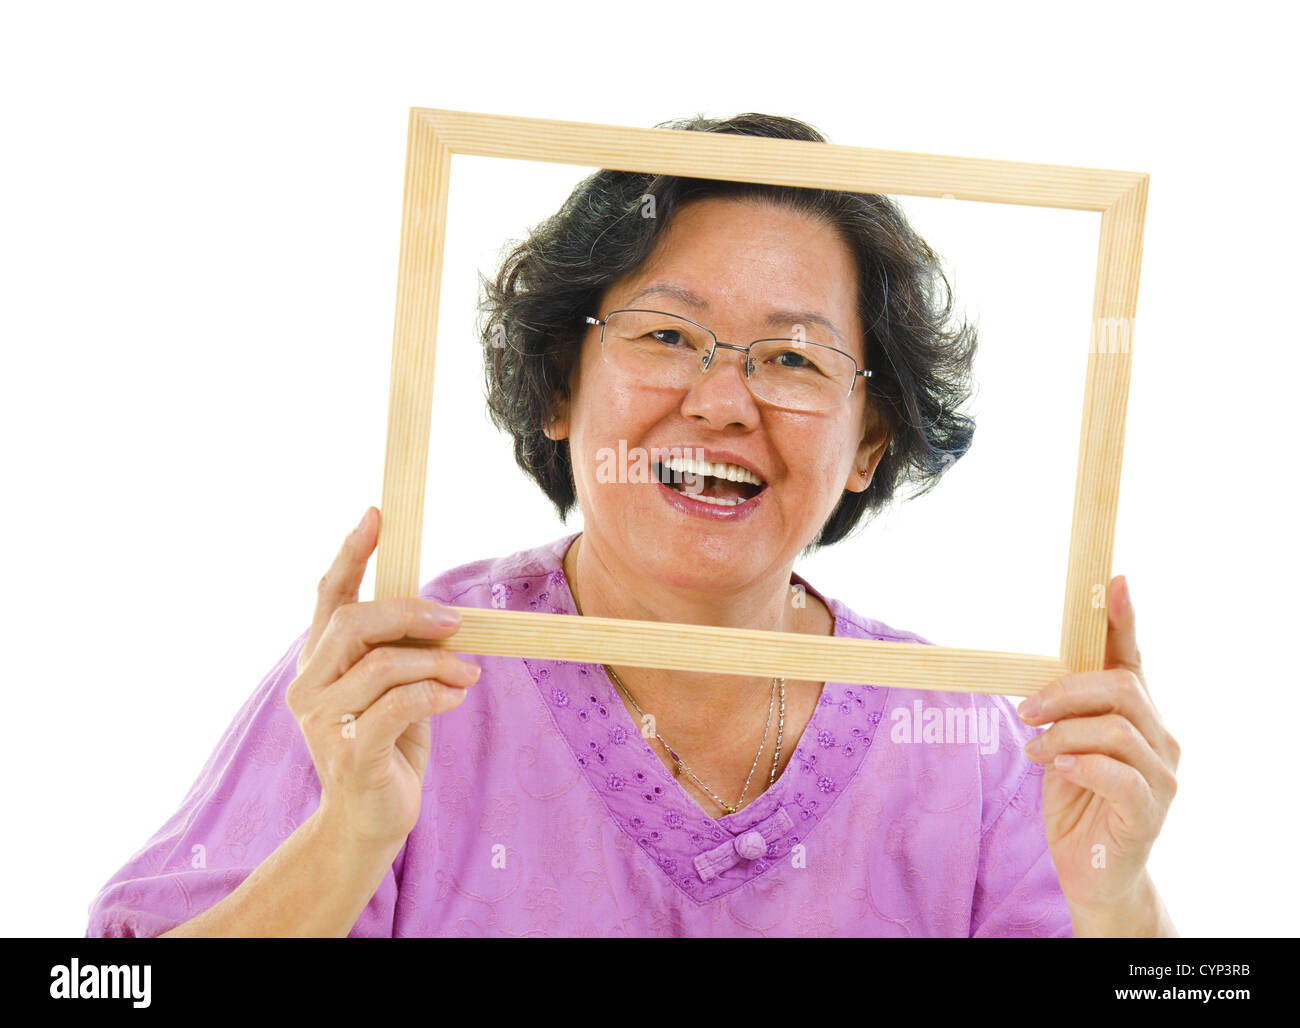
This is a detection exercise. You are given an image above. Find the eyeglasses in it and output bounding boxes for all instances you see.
[584,309,873,413]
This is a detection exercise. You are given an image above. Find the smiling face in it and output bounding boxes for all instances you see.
[545,195,891,595]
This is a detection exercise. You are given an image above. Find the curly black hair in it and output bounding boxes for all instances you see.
[478,111,977,556]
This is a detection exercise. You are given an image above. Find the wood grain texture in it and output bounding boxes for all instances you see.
[373,107,1147,696]
[1060,176,1148,672]
[415,607,1070,698]
[376,110,452,602]
[415,108,1143,211]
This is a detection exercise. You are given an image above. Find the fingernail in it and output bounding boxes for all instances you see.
[1122,576,1133,612]
[352,508,370,537]
[1054,754,1076,771]
[436,609,462,629]
[1017,695,1041,721]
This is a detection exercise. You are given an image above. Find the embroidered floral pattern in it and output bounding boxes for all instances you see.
[523,579,886,905]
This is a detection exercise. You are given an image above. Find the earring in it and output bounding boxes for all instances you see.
[858,469,869,478]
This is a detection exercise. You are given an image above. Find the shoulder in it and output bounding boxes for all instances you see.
[795,568,936,646]
[418,532,579,611]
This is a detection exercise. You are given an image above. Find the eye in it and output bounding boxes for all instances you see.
[772,348,815,371]
[764,344,843,379]
[650,328,686,347]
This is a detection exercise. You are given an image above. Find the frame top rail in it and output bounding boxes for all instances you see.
[414,107,1147,212]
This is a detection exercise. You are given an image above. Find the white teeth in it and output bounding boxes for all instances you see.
[660,455,764,487]
[684,493,748,507]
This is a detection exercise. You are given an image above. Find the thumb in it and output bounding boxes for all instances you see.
[299,507,377,673]
[328,506,376,607]
[1104,574,1145,686]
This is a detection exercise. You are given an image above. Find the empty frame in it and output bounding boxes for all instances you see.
[373,107,1146,697]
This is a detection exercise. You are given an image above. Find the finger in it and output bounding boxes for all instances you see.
[300,507,376,674]
[1049,752,1166,835]
[325,643,482,716]
[1017,669,1179,770]
[295,596,465,698]
[1104,574,1146,690]
[354,677,472,743]
[1024,713,1177,807]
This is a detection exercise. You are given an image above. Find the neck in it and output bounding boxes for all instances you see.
[567,529,808,631]
[562,530,828,717]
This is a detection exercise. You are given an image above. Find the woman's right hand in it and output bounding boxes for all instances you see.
[286,506,480,851]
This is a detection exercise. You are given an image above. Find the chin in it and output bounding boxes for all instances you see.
[634,518,775,582]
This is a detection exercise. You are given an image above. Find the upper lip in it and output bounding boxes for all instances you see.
[651,446,769,485]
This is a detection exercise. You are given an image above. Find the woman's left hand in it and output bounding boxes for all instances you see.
[1016,574,1180,936]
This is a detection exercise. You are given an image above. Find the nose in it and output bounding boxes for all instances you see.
[679,341,761,429]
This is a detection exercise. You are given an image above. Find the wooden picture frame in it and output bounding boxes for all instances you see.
[374,107,1146,698]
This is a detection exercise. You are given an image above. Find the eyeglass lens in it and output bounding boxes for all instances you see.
[600,310,858,412]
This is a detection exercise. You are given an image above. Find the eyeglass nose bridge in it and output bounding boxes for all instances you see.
[700,339,755,379]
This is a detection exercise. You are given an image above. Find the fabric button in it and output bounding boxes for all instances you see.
[734,830,766,860]
[692,805,794,883]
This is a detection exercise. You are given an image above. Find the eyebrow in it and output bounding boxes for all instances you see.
[623,283,846,345]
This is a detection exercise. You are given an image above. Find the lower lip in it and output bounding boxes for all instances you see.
[655,476,767,522]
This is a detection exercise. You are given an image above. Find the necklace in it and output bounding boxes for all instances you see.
[604,662,785,816]
[565,537,787,815]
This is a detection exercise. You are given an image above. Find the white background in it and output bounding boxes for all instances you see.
[1,0,1295,937]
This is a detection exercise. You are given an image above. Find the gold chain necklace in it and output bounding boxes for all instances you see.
[603,661,785,816]
[566,537,786,815]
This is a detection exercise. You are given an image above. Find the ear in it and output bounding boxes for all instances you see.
[845,419,891,493]
[542,392,571,442]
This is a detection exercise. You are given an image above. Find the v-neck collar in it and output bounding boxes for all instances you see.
[518,533,889,904]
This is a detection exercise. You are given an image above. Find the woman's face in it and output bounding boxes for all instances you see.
[547,195,890,594]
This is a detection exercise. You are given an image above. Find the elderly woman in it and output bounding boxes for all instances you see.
[86,112,1179,937]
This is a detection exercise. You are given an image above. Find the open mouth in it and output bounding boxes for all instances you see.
[653,457,766,508]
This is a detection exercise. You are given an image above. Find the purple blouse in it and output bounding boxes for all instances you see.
[86,532,1072,937]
